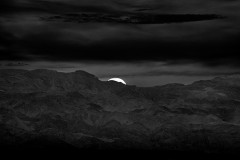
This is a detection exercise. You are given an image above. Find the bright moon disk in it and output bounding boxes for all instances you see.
[108,78,126,85]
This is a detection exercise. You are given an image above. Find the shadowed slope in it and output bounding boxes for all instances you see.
[0,69,240,154]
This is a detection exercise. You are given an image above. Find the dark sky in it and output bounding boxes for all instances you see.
[0,0,240,86]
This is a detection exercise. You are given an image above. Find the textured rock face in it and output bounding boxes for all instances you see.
[1,69,240,152]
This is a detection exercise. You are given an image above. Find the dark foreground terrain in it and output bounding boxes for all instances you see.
[1,69,240,158]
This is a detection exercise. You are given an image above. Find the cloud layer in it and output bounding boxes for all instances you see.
[0,0,240,67]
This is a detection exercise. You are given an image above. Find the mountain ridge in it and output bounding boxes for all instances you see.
[1,69,240,153]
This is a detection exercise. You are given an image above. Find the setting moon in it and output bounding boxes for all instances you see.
[108,78,126,85]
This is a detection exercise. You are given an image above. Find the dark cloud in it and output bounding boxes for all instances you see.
[0,21,239,66]
[0,0,15,13]
[0,0,41,14]
[0,0,240,67]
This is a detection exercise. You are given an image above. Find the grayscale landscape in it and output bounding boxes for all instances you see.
[1,69,240,155]
[1,0,240,159]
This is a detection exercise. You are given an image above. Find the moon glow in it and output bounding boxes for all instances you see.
[108,78,126,85]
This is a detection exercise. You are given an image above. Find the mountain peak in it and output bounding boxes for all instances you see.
[73,70,98,78]
[0,69,101,93]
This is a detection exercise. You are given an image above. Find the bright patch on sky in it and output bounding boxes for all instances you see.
[108,78,126,85]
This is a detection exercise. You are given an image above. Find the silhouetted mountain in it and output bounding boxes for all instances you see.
[1,69,240,155]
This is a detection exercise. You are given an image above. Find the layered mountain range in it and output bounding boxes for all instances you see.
[1,69,240,153]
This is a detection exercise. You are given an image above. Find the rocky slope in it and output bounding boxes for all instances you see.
[1,69,240,153]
